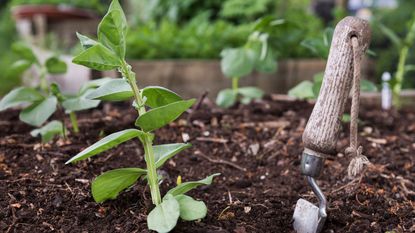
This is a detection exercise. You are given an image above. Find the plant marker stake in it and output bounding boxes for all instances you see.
[293,17,371,233]
[381,72,392,110]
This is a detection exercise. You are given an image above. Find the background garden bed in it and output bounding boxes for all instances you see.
[0,97,414,232]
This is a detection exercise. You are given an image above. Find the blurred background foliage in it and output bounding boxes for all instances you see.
[0,0,414,95]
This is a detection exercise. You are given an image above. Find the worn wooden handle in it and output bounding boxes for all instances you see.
[302,16,371,156]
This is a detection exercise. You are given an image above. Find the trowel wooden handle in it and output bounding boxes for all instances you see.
[302,17,371,156]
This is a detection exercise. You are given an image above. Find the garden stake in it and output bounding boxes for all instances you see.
[293,16,371,233]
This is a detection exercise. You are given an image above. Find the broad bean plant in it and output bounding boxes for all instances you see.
[216,17,280,108]
[66,1,218,232]
[0,43,106,142]
[378,14,415,107]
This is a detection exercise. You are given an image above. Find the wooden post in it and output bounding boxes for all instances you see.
[302,16,371,156]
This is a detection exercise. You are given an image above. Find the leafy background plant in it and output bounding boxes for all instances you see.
[0,42,109,142]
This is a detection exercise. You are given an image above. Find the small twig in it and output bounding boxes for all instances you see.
[196,137,228,144]
[187,91,208,121]
[195,150,246,171]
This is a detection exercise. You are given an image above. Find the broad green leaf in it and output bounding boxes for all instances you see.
[148,194,180,233]
[72,43,122,71]
[0,87,44,111]
[220,48,256,78]
[66,129,149,164]
[288,81,315,100]
[255,48,277,73]
[45,56,67,74]
[216,89,237,108]
[360,79,378,92]
[76,32,98,50]
[86,79,133,101]
[92,167,147,203]
[62,89,101,112]
[154,143,192,168]
[238,87,264,99]
[175,195,207,221]
[30,120,65,142]
[19,96,57,127]
[142,86,182,108]
[78,77,113,95]
[378,23,402,49]
[11,42,38,63]
[240,96,253,105]
[6,60,33,78]
[98,0,127,58]
[167,173,220,196]
[135,99,195,132]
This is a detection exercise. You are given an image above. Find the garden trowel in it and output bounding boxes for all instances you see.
[293,16,371,233]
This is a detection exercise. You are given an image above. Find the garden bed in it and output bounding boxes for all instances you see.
[0,97,414,232]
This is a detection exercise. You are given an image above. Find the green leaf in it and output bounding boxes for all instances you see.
[288,81,315,100]
[76,32,98,50]
[30,120,65,142]
[0,87,44,111]
[91,167,147,203]
[19,96,57,127]
[6,60,33,78]
[378,23,402,49]
[405,64,415,73]
[220,47,255,78]
[175,195,207,221]
[360,79,378,92]
[62,89,101,112]
[98,0,127,58]
[147,194,180,233]
[78,77,113,95]
[72,43,122,71]
[11,42,38,63]
[255,48,277,73]
[66,129,149,164]
[238,87,264,99]
[167,173,220,196]
[154,143,192,168]
[45,56,67,74]
[135,99,195,132]
[142,86,182,108]
[86,79,133,101]
[216,89,237,108]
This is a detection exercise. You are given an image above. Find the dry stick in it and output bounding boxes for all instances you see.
[187,91,208,121]
[195,150,246,171]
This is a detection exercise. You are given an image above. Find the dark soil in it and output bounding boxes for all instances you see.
[0,97,414,233]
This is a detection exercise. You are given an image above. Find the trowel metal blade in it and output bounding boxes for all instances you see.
[293,198,320,233]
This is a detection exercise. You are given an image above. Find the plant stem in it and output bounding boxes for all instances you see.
[393,47,408,108]
[69,112,79,133]
[39,66,48,93]
[232,77,239,94]
[121,61,162,206]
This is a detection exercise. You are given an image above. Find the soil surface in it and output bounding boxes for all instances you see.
[0,97,414,233]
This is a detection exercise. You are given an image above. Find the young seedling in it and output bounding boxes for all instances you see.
[289,28,377,100]
[65,1,219,232]
[0,42,108,142]
[216,17,280,108]
[377,14,415,107]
